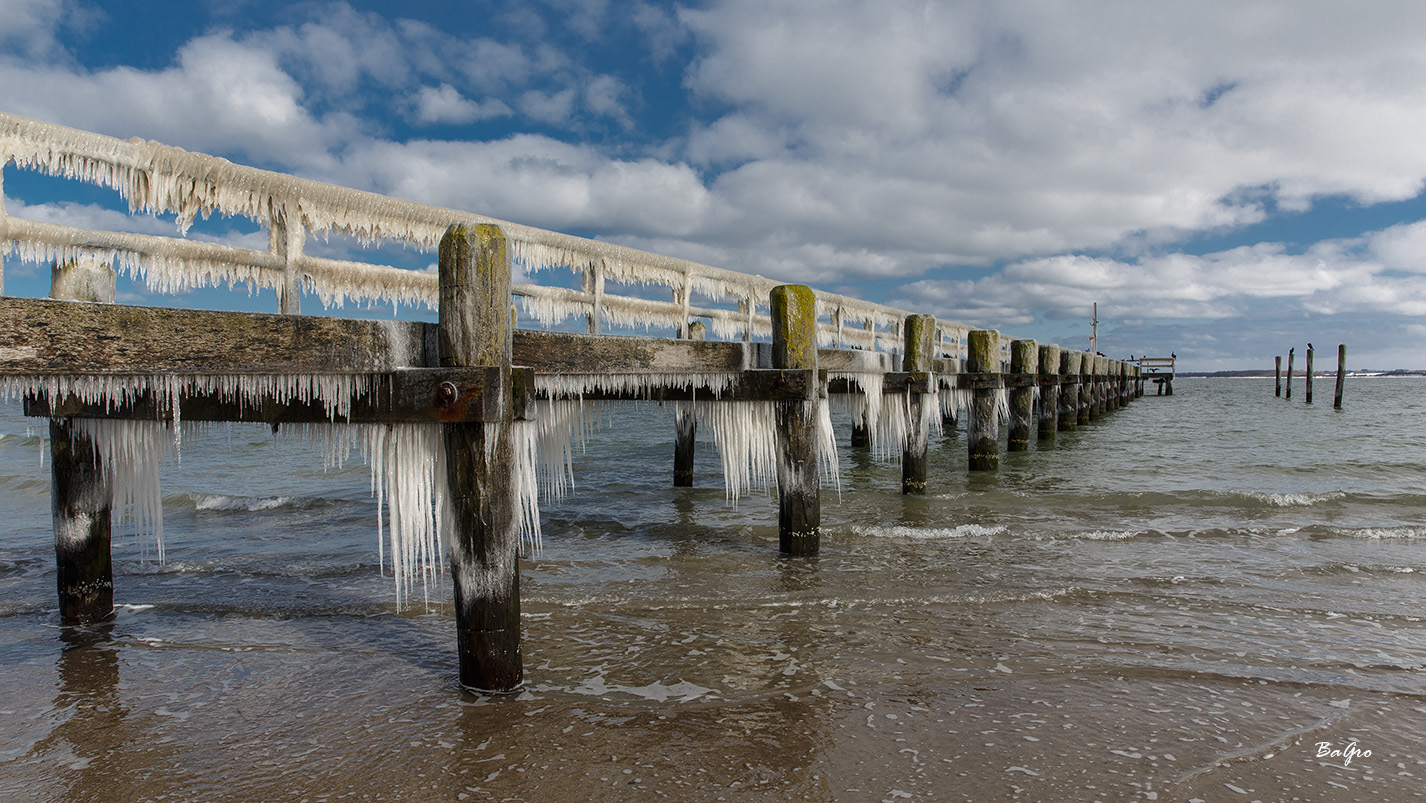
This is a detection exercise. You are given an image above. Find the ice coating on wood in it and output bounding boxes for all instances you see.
[535,372,740,400]
[4,112,986,351]
[1,373,376,422]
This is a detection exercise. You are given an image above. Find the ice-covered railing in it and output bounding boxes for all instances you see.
[0,112,979,360]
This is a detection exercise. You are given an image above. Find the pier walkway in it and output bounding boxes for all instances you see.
[1,112,1145,690]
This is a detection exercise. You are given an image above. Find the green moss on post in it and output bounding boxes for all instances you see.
[967,329,1000,471]
[902,314,935,493]
[440,223,522,693]
[1305,346,1314,404]
[770,285,820,555]
[1008,339,1035,451]
[1038,344,1060,440]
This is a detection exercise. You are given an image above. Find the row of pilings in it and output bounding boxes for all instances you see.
[1275,343,1348,408]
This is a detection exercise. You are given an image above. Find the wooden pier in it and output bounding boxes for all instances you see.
[1137,355,1176,395]
[0,113,1146,691]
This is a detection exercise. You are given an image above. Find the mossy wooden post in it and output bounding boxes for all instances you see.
[902,314,935,493]
[1058,350,1079,431]
[673,321,707,486]
[1334,344,1347,409]
[967,330,1000,471]
[1038,344,1059,439]
[1008,339,1036,451]
[1078,353,1093,424]
[49,259,118,624]
[1305,345,1314,404]
[1285,347,1294,400]
[1117,360,1129,408]
[440,223,522,693]
[1275,356,1282,397]
[771,285,820,555]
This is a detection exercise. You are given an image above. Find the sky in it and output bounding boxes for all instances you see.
[4,0,1426,370]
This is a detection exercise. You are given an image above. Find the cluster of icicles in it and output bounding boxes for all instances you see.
[6,370,927,609]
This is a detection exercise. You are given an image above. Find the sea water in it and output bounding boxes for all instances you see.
[2,377,1425,802]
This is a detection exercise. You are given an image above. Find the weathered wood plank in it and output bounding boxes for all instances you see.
[513,329,747,373]
[0,297,427,373]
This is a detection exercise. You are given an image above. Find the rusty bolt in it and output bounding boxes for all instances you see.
[436,381,458,407]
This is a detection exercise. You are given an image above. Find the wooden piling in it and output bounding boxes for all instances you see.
[967,330,1000,471]
[673,321,707,487]
[1038,344,1060,440]
[49,259,118,625]
[440,223,522,693]
[1008,339,1036,451]
[1286,347,1294,399]
[770,285,820,555]
[1058,350,1079,431]
[902,314,935,493]
[1334,345,1346,409]
[1275,356,1282,397]
[1078,353,1093,424]
[1305,345,1314,404]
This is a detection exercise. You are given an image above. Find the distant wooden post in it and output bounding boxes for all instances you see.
[902,314,935,493]
[673,321,707,486]
[1334,344,1346,409]
[967,330,1000,471]
[270,203,303,315]
[1079,353,1093,424]
[1058,350,1079,431]
[771,285,820,555]
[1007,339,1036,451]
[49,259,118,625]
[1038,344,1060,440]
[440,223,522,693]
[1305,345,1314,404]
[1286,347,1294,400]
[1274,356,1282,397]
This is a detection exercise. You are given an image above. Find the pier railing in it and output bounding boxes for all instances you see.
[1,112,1145,691]
[0,112,974,362]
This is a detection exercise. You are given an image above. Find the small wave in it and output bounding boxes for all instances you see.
[193,494,301,512]
[852,523,1006,540]
[1246,490,1347,507]
[1345,527,1426,540]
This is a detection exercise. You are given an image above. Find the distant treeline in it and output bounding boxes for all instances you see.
[1179,370,1426,378]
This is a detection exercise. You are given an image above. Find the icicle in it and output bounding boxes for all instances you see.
[74,418,173,560]
[1,373,377,422]
[359,422,446,610]
[694,400,778,503]
[816,396,841,495]
[535,373,740,400]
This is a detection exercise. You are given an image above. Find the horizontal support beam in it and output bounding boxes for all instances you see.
[827,372,934,394]
[23,368,537,424]
[954,372,1006,390]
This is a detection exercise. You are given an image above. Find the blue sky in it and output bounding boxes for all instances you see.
[4,0,1426,370]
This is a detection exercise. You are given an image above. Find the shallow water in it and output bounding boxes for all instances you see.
[3,377,1425,801]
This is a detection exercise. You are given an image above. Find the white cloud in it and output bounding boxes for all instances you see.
[412,84,511,125]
